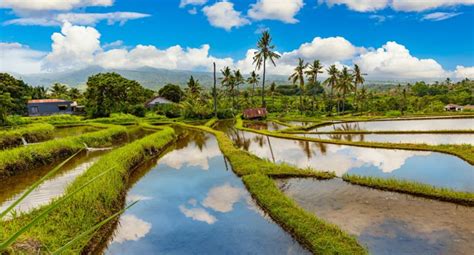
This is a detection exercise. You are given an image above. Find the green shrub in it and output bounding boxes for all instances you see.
[129,104,146,117]
[155,104,181,118]
[0,123,55,149]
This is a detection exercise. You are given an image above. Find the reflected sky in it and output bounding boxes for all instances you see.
[243,121,287,131]
[312,118,474,132]
[300,133,474,145]
[277,178,474,255]
[225,128,474,192]
[106,130,309,255]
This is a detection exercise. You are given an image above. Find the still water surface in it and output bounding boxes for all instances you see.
[105,130,308,255]
[277,178,474,255]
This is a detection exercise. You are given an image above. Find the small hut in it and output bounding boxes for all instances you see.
[444,104,463,111]
[243,108,267,119]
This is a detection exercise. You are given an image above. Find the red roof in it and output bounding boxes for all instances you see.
[28,99,68,104]
[243,108,267,119]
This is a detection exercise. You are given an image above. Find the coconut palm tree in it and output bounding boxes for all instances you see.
[336,67,354,113]
[50,83,68,98]
[253,31,280,108]
[220,66,235,108]
[305,60,323,85]
[233,70,244,108]
[289,58,308,113]
[352,64,366,112]
[323,65,339,113]
[185,76,202,97]
[246,71,260,103]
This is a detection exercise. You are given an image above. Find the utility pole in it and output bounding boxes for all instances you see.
[213,62,217,118]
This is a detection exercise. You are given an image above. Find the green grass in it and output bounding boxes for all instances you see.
[243,173,366,254]
[0,127,176,254]
[0,125,129,178]
[286,129,474,134]
[0,123,55,150]
[343,174,474,206]
[236,117,474,165]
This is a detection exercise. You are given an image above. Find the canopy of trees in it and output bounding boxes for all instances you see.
[159,84,184,103]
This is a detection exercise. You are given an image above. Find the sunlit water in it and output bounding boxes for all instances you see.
[299,133,474,145]
[243,121,288,131]
[277,178,474,255]
[105,130,309,255]
[215,121,474,192]
[311,118,474,132]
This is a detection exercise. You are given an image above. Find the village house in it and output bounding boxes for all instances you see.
[27,99,77,116]
[243,107,267,119]
[444,104,463,111]
[145,96,173,108]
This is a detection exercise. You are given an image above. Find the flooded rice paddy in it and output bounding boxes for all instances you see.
[277,178,474,255]
[52,125,101,139]
[310,118,474,132]
[243,121,288,131]
[105,129,308,254]
[216,121,474,192]
[299,133,474,145]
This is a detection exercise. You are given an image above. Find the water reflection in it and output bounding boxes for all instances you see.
[277,178,474,255]
[106,130,309,255]
[302,133,474,145]
[312,118,474,132]
[218,123,474,192]
[0,150,107,214]
[113,214,152,244]
[243,121,287,131]
[53,125,101,139]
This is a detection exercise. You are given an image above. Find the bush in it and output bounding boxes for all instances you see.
[129,104,146,117]
[217,109,234,119]
[155,104,181,118]
[385,110,402,117]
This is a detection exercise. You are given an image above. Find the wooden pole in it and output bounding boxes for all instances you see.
[213,62,217,118]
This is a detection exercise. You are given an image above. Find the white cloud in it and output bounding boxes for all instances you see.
[43,22,101,71]
[179,0,208,8]
[248,0,304,23]
[188,7,198,15]
[102,40,124,49]
[0,42,45,74]
[202,1,250,31]
[454,66,474,79]
[179,205,217,224]
[422,12,462,21]
[354,41,447,79]
[3,12,150,26]
[318,0,474,12]
[112,214,152,244]
[202,183,244,213]
[0,0,113,12]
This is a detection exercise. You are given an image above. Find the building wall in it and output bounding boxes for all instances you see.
[27,102,73,116]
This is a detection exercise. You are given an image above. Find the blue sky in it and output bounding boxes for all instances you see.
[0,0,473,80]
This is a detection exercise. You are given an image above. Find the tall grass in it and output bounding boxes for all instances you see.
[0,127,176,253]
[0,123,55,149]
[343,174,474,206]
[243,173,366,254]
[0,125,128,178]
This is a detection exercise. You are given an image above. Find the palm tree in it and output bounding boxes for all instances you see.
[270,81,276,106]
[323,65,339,113]
[253,31,280,108]
[50,83,68,98]
[305,60,323,85]
[220,66,235,108]
[233,70,244,108]
[68,88,81,100]
[246,71,260,103]
[289,58,308,113]
[352,64,365,112]
[186,76,202,97]
[336,67,354,113]
[358,86,367,112]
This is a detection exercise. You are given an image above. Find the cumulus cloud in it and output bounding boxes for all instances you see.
[112,214,151,244]
[454,66,474,79]
[202,183,244,213]
[318,0,474,12]
[248,0,304,23]
[354,41,447,79]
[0,0,113,12]
[202,1,250,31]
[0,42,45,74]
[422,12,462,21]
[179,0,208,8]
[3,12,150,26]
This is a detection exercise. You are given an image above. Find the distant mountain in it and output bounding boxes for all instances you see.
[13,66,291,91]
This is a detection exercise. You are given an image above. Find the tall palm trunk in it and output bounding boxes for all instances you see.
[262,58,266,108]
[299,79,304,113]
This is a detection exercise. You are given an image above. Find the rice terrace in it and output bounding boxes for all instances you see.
[0,0,473,254]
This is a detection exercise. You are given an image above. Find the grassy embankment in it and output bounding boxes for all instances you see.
[237,117,474,205]
[285,129,474,134]
[0,123,55,150]
[178,120,366,254]
[0,124,129,178]
[343,174,474,206]
[0,126,176,254]
[236,117,474,165]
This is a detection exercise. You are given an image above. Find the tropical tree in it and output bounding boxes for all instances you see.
[246,71,260,102]
[253,31,280,108]
[159,84,184,103]
[323,65,339,113]
[0,93,14,125]
[0,73,29,115]
[336,67,354,113]
[185,76,202,97]
[50,83,69,98]
[270,81,277,106]
[233,70,244,107]
[352,64,365,112]
[305,60,323,85]
[68,88,82,100]
[28,86,48,99]
[220,66,235,108]
[289,58,308,113]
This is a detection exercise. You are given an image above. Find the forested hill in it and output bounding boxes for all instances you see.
[12,66,403,90]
